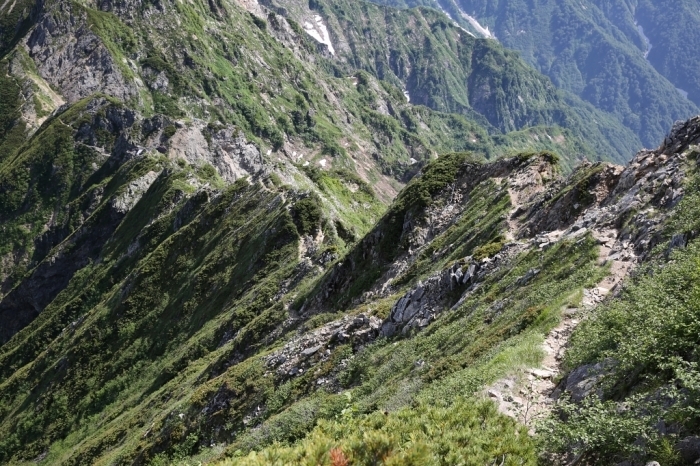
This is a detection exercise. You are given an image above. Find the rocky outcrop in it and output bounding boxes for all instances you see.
[111,170,161,213]
[265,313,382,383]
[26,2,138,104]
[381,242,527,337]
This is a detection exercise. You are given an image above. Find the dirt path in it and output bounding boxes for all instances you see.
[484,227,635,428]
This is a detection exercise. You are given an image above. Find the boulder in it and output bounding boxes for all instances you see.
[676,436,700,464]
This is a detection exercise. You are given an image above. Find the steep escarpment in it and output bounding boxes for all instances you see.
[0,0,616,344]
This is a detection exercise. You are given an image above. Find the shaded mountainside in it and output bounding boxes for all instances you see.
[364,0,699,150]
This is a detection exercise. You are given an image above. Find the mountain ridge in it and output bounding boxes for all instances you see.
[363,0,700,149]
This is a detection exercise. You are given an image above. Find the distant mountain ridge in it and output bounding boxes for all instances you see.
[364,0,700,149]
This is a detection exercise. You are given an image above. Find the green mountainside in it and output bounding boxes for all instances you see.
[262,0,642,163]
[365,0,700,149]
[1,0,700,463]
[632,0,700,106]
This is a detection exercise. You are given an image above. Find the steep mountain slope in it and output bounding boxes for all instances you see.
[260,0,642,162]
[224,121,700,466]
[0,0,623,341]
[365,0,699,149]
[601,0,700,108]
[2,0,700,463]
[2,112,699,465]
[0,0,650,346]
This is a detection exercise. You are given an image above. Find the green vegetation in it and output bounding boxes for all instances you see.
[0,61,26,163]
[292,195,323,235]
[229,398,536,465]
[300,0,641,162]
[363,0,698,149]
[3,0,696,461]
[0,140,609,464]
[633,0,700,107]
[0,0,35,55]
[537,165,700,463]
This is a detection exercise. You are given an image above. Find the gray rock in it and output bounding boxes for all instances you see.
[412,283,425,301]
[487,389,502,401]
[392,296,410,322]
[27,3,138,104]
[516,268,540,287]
[677,436,700,464]
[558,362,608,402]
[667,233,688,256]
[381,322,396,337]
[462,263,477,284]
[527,368,554,379]
[300,345,321,357]
[402,302,421,323]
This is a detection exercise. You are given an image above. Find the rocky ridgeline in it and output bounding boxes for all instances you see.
[483,117,700,440]
[275,117,700,407]
[265,314,382,383]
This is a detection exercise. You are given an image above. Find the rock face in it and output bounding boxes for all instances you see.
[265,313,383,383]
[26,2,138,104]
[0,93,267,343]
[167,123,265,182]
[381,242,526,337]
[552,362,609,402]
[676,436,700,464]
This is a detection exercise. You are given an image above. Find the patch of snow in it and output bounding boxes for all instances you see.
[303,15,335,55]
[456,26,475,37]
[303,161,310,167]
[460,12,495,39]
[403,90,410,102]
[636,22,652,59]
[409,157,417,165]
[318,159,327,168]
[266,149,272,156]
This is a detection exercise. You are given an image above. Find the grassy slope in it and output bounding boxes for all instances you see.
[209,157,608,465]
[0,143,610,465]
[0,0,675,462]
